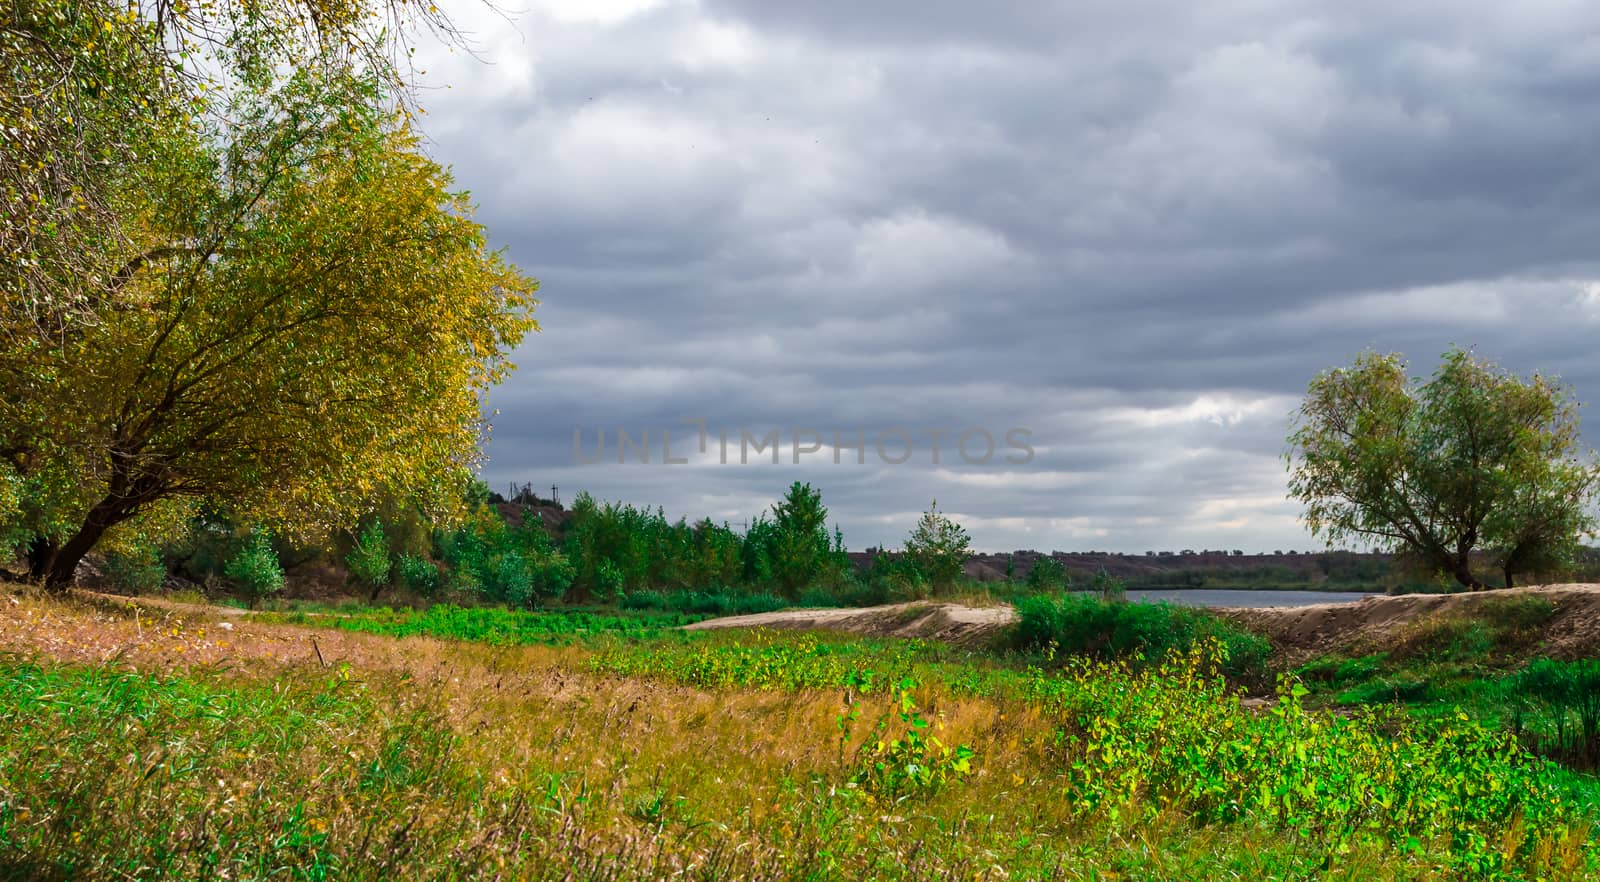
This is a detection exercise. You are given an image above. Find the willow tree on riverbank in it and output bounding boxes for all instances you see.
[1,0,537,587]
[1287,348,1597,590]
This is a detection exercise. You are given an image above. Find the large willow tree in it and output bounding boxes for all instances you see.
[1287,349,1598,591]
[1,0,538,587]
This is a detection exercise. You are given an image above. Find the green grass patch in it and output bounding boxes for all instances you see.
[266,603,705,646]
[619,588,794,616]
[591,630,1002,695]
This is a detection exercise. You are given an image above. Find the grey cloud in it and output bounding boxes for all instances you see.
[416,0,1600,552]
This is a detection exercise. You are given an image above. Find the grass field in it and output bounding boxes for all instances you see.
[265,603,709,645]
[0,589,1597,880]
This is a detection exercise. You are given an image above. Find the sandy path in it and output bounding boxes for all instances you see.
[686,601,1017,647]
[1221,583,1600,662]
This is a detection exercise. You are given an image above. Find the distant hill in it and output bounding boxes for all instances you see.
[492,500,571,532]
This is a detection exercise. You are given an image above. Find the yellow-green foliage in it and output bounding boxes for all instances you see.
[2,0,538,588]
[1037,646,1586,874]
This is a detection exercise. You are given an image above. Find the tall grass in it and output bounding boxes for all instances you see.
[0,661,469,880]
[1508,659,1600,767]
[620,588,794,615]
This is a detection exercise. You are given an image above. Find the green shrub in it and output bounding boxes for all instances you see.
[902,500,971,594]
[1296,653,1386,687]
[491,551,533,606]
[621,588,790,616]
[1339,675,1433,705]
[1398,617,1498,662]
[1480,595,1558,630]
[885,568,930,602]
[435,506,572,606]
[224,531,284,609]
[1335,654,1387,683]
[530,551,576,603]
[732,593,787,615]
[1091,568,1127,603]
[345,521,393,600]
[594,559,625,603]
[1010,594,1269,681]
[839,582,890,608]
[103,543,166,593]
[621,590,667,611]
[395,553,441,597]
[847,678,974,800]
[665,590,732,615]
[1026,557,1066,591]
[448,565,482,598]
[796,587,842,608]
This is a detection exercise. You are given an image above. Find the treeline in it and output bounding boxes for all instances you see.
[73,478,1600,609]
[85,481,974,611]
[965,547,1600,593]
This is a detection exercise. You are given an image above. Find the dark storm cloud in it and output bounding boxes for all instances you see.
[415,0,1600,552]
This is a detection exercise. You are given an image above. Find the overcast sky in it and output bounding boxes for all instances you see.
[413,0,1600,554]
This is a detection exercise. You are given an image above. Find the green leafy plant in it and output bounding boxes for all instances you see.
[594,559,625,604]
[1507,658,1600,766]
[850,678,974,801]
[903,500,971,595]
[1091,567,1127,603]
[346,521,393,602]
[1011,594,1268,682]
[103,542,166,593]
[224,530,285,609]
[1025,556,1066,591]
[395,552,441,597]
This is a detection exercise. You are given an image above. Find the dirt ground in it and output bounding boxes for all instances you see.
[685,601,1017,647]
[1220,582,1600,662]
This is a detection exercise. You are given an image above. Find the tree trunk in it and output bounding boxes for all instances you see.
[1504,564,1515,590]
[32,493,141,591]
[25,535,59,583]
[1450,557,1486,591]
[38,520,113,590]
